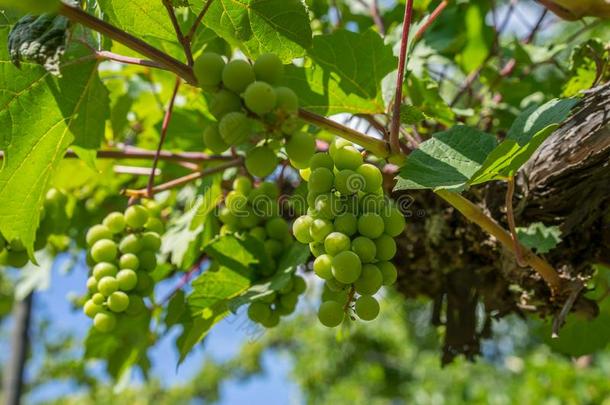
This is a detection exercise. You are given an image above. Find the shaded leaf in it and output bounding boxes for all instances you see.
[516,222,562,254]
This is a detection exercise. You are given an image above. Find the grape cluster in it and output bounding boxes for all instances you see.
[195,52,316,178]
[247,273,307,328]
[292,139,405,327]
[0,188,68,268]
[83,203,164,333]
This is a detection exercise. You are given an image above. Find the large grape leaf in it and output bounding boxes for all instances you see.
[393,126,497,192]
[0,14,108,257]
[284,29,396,115]
[0,0,59,13]
[200,0,312,61]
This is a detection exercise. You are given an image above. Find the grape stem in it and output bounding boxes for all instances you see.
[435,190,562,295]
[413,1,448,41]
[344,286,356,313]
[185,0,216,43]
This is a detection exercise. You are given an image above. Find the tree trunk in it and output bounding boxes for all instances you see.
[3,293,33,405]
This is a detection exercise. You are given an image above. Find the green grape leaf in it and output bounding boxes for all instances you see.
[563,39,609,97]
[516,222,562,254]
[0,0,59,13]
[164,290,187,328]
[470,98,578,185]
[0,15,108,258]
[199,0,312,61]
[394,126,497,192]
[400,104,426,125]
[406,75,455,126]
[283,29,396,115]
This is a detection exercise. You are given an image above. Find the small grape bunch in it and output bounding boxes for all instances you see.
[247,273,307,328]
[83,203,164,333]
[292,139,405,327]
[195,52,315,178]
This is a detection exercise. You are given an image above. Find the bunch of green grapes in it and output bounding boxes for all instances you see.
[292,139,405,327]
[83,203,164,333]
[0,188,69,268]
[195,53,316,178]
[247,273,307,328]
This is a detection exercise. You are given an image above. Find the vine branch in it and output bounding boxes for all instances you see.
[162,0,194,66]
[185,0,216,42]
[414,0,448,41]
[505,177,527,267]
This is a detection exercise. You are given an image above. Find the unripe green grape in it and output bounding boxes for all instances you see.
[210,89,242,120]
[119,253,139,271]
[91,293,105,305]
[292,215,313,244]
[117,269,138,291]
[378,261,397,285]
[138,250,158,272]
[248,302,271,323]
[10,238,25,252]
[309,242,326,257]
[261,311,280,328]
[309,153,334,171]
[357,213,385,239]
[44,188,68,208]
[141,232,162,251]
[331,251,362,284]
[354,264,383,295]
[6,251,29,268]
[374,234,397,261]
[275,86,299,113]
[334,146,363,171]
[289,158,309,170]
[204,124,230,153]
[239,208,262,229]
[86,225,113,247]
[334,213,358,236]
[357,163,383,193]
[233,176,253,195]
[125,205,149,229]
[244,81,277,116]
[249,181,280,201]
[91,239,118,263]
[313,193,338,220]
[280,292,298,309]
[119,234,142,255]
[249,226,267,241]
[226,191,248,215]
[279,278,294,294]
[98,276,119,297]
[351,236,376,263]
[93,312,117,333]
[334,169,364,195]
[324,232,351,256]
[328,138,352,158]
[265,217,289,240]
[359,193,386,214]
[145,217,165,234]
[292,275,307,294]
[253,53,284,84]
[309,218,333,242]
[135,272,154,296]
[318,300,344,327]
[219,112,251,145]
[326,277,348,292]
[103,212,126,234]
[382,206,406,237]
[143,200,162,217]
[194,52,225,90]
[86,276,98,293]
[219,207,239,227]
[245,146,278,178]
[222,60,255,93]
[355,295,380,321]
[322,286,349,304]
[308,168,334,194]
[107,291,130,313]
[261,292,276,304]
[276,301,296,316]
[286,132,316,166]
[83,300,101,318]
[264,239,283,258]
[126,295,147,316]
[93,262,118,280]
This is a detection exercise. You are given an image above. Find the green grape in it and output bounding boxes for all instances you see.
[275,87,299,113]
[378,261,397,285]
[357,163,383,193]
[248,226,266,240]
[359,193,386,214]
[84,300,102,318]
[248,302,271,323]
[86,276,98,293]
[281,116,301,135]
[125,295,146,316]
[210,89,242,120]
[194,52,225,90]
[138,250,158,271]
[322,285,349,304]
[265,217,289,240]
[354,264,383,295]
[280,292,298,309]
[119,234,142,255]
[326,277,348,292]
[382,206,406,237]
[239,208,262,229]
[91,293,105,305]
[308,168,334,194]
[143,200,162,217]
[93,312,116,333]
[317,300,344,327]
[233,176,253,195]
[145,217,165,234]
[334,169,364,195]
[351,236,376,263]
[6,251,29,268]
[86,225,113,247]
[135,272,154,296]
[279,278,294,294]
[374,234,397,261]
[309,153,334,171]
[331,251,362,284]
[125,205,149,229]
[261,311,280,328]
[91,239,118,263]
[226,190,248,215]
[292,215,313,244]
[328,138,352,158]
[290,159,308,170]
[44,188,67,208]
[286,132,316,166]
[107,291,130,313]
[117,269,138,291]
[313,193,339,220]
[204,124,230,154]
[141,232,161,251]
[103,212,126,234]
[244,81,277,116]
[334,213,358,236]
[261,293,276,304]
[334,146,363,171]
[219,207,239,227]
[313,254,333,280]
[249,181,280,201]
[309,218,334,242]
[93,262,118,280]
[324,232,351,256]
[119,253,139,271]
[309,242,326,257]
[253,53,284,84]
[355,295,379,321]
[357,213,385,239]
[98,276,119,297]
[219,112,251,145]
[264,239,283,258]
[9,239,25,252]
[292,275,307,294]
[245,146,278,178]
[222,60,255,93]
